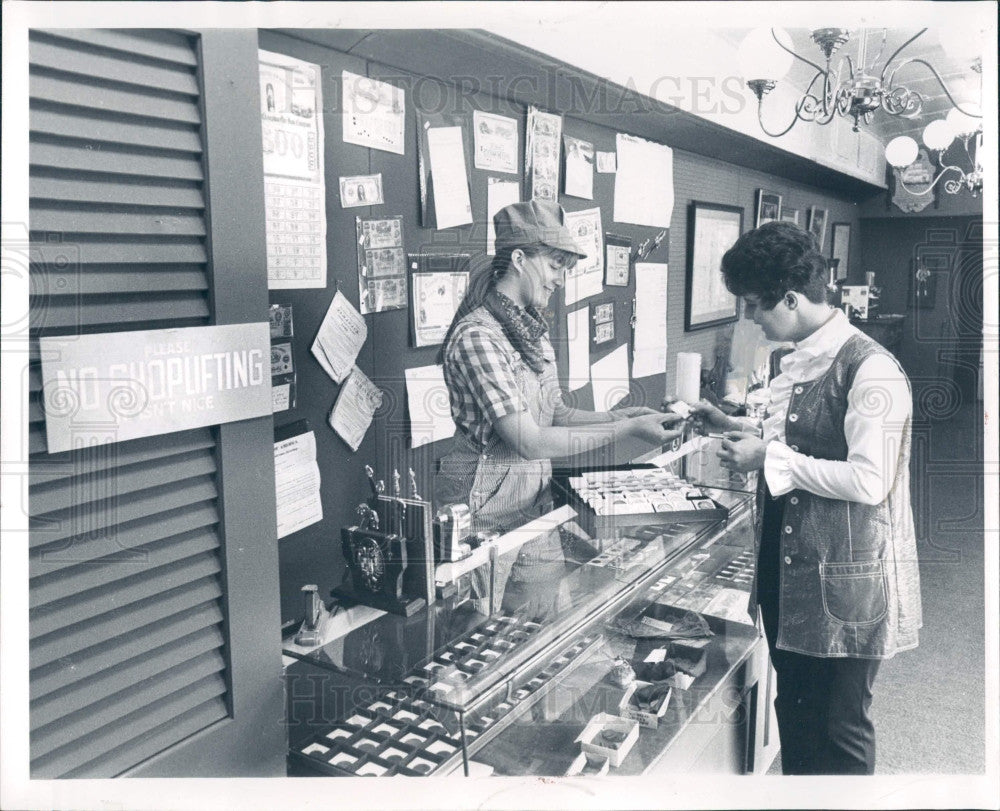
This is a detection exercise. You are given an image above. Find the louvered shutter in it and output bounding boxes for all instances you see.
[28,29,230,778]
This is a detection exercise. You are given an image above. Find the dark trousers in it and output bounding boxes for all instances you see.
[758,493,881,775]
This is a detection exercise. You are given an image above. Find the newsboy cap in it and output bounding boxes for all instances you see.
[492,200,587,258]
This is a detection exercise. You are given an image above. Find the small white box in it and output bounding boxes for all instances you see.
[576,712,639,768]
[565,751,611,776]
[618,681,672,728]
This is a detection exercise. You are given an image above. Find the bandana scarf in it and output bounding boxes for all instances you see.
[483,289,549,374]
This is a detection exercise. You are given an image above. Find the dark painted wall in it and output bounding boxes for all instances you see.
[260,31,865,628]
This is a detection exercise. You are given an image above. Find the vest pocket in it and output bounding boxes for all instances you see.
[819,560,888,625]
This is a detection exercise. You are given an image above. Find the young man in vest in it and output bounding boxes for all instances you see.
[691,221,922,775]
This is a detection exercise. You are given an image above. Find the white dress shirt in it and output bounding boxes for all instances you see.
[760,310,911,505]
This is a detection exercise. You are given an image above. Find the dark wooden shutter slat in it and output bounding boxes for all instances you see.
[31,528,219,607]
[35,267,210,297]
[31,108,203,153]
[31,140,204,181]
[33,680,228,779]
[32,638,225,739]
[31,239,207,265]
[30,73,201,124]
[30,553,222,638]
[30,428,214,487]
[30,578,224,669]
[31,174,205,209]
[31,502,219,580]
[30,37,199,96]
[32,293,211,330]
[30,206,207,237]
[30,448,217,516]
[38,29,198,68]
[31,602,224,700]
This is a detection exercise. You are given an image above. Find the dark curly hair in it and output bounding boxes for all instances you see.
[720,221,828,309]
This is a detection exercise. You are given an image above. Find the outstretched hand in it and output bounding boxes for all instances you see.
[687,399,739,435]
[627,411,685,445]
[716,431,768,472]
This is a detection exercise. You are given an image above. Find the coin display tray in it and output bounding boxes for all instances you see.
[554,468,728,537]
[293,632,600,776]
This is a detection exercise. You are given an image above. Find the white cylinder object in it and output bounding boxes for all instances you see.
[676,352,703,405]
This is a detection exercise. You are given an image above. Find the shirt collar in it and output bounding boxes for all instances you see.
[794,308,849,354]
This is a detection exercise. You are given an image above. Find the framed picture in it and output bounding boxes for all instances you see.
[807,206,828,250]
[755,189,782,227]
[685,201,742,331]
[780,207,800,225]
[408,253,470,347]
[830,223,851,281]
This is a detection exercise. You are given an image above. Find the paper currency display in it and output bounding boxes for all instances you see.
[632,263,669,378]
[404,364,457,449]
[473,110,518,174]
[563,135,595,199]
[563,207,604,306]
[614,133,674,228]
[605,233,631,286]
[486,177,521,255]
[339,173,385,208]
[311,290,368,384]
[269,303,294,339]
[409,253,470,348]
[525,106,562,203]
[356,216,408,314]
[592,302,615,346]
[259,50,327,289]
[329,366,383,452]
[274,429,322,539]
[342,70,405,155]
[596,151,617,173]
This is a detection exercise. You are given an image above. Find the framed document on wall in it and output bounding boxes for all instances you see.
[685,201,742,331]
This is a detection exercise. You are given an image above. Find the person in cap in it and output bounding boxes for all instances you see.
[690,221,920,774]
[435,200,683,616]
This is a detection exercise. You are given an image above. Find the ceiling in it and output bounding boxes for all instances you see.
[714,27,983,142]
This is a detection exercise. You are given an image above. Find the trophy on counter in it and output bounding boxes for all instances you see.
[335,465,435,616]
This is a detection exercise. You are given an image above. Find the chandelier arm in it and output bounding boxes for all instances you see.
[880,28,928,83]
[772,28,827,74]
[756,98,802,138]
[887,58,983,116]
[896,164,963,197]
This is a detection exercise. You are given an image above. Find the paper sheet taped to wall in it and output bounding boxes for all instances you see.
[614,133,674,228]
[274,428,322,539]
[405,364,457,448]
[259,50,327,289]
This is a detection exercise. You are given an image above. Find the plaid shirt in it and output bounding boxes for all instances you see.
[443,306,561,449]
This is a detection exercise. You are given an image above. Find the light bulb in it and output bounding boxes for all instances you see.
[885,135,919,168]
[946,105,982,137]
[922,119,955,151]
[737,27,794,80]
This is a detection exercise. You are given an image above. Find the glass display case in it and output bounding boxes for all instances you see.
[283,465,772,777]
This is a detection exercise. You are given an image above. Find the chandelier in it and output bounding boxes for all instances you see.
[738,27,983,194]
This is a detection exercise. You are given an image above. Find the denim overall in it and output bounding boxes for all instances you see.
[435,308,568,615]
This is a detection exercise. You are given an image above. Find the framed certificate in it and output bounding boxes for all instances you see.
[685,202,742,331]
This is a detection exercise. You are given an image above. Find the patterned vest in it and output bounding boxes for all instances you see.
[767,334,922,658]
